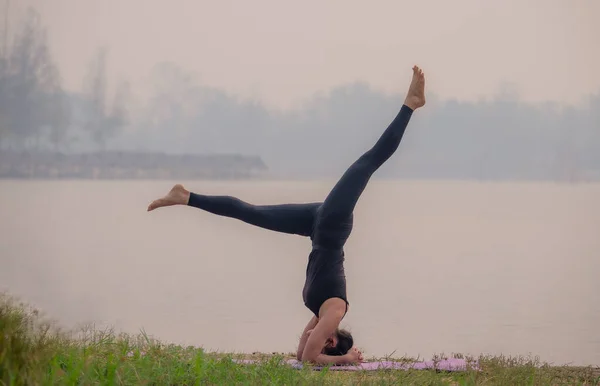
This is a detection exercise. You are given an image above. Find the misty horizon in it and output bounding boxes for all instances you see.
[1,3,599,181]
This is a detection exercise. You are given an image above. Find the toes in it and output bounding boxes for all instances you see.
[147,199,162,211]
[412,65,424,78]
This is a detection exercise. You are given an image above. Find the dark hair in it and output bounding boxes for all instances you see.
[322,328,353,356]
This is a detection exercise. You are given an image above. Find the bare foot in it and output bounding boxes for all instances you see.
[147,184,190,211]
[404,65,426,110]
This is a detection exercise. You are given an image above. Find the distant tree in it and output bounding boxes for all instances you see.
[44,87,70,151]
[0,8,69,150]
[81,47,128,150]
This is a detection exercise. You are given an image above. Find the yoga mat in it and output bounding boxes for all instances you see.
[235,358,478,372]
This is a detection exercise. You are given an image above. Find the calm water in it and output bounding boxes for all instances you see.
[1,180,599,366]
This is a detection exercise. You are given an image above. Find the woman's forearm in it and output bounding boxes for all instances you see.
[296,317,319,360]
[296,330,310,360]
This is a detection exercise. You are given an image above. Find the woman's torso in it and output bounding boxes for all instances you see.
[302,209,353,316]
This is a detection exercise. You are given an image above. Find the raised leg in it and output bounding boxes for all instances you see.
[318,66,426,225]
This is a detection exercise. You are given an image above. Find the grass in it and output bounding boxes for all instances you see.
[1,292,599,385]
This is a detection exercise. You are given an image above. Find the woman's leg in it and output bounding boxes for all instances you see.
[318,66,426,224]
[147,184,319,237]
[187,193,320,236]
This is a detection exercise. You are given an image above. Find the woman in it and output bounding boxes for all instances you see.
[148,66,426,365]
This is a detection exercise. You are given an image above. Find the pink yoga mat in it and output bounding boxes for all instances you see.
[235,358,478,372]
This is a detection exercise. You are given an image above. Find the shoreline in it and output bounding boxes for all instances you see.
[1,150,599,183]
[0,150,268,180]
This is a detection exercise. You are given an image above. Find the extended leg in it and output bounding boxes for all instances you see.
[147,184,319,236]
[318,66,426,223]
[187,193,319,236]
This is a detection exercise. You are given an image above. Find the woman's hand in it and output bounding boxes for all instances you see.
[344,347,364,364]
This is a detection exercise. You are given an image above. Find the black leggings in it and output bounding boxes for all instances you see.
[188,104,414,241]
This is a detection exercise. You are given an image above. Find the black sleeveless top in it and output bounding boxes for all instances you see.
[302,210,352,316]
[302,247,349,316]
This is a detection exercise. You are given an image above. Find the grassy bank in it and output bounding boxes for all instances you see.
[1,293,598,385]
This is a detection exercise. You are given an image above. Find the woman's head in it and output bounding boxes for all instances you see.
[322,328,353,356]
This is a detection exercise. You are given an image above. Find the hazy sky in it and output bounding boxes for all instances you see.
[5,0,600,109]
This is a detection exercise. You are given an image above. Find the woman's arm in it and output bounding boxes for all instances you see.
[296,316,319,360]
[300,307,353,365]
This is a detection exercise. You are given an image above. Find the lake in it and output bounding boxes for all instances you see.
[1,179,599,366]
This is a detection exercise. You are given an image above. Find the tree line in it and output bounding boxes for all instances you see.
[1,9,598,180]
